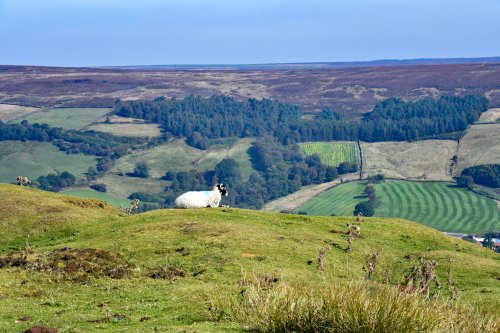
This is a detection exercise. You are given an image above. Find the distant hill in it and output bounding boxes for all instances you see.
[1,60,499,114]
[107,56,500,70]
[0,184,498,331]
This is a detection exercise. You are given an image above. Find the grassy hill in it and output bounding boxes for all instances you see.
[112,137,255,180]
[299,180,499,233]
[0,184,498,332]
[10,108,111,130]
[456,122,500,175]
[0,141,97,183]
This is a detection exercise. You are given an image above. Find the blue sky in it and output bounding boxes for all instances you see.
[0,0,499,66]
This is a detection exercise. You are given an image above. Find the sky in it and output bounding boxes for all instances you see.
[0,0,499,66]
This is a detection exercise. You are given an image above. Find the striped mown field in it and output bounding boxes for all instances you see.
[299,142,358,167]
[300,181,499,233]
[375,181,499,233]
[299,182,366,216]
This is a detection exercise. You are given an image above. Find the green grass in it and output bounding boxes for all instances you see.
[0,141,97,183]
[113,137,256,180]
[300,182,367,216]
[299,141,358,167]
[375,181,500,233]
[61,188,130,208]
[0,184,498,332]
[300,181,500,233]
[10,108,111,130]
[97,174,171,198]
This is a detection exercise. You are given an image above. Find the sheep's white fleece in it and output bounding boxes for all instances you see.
[174,188,222,208]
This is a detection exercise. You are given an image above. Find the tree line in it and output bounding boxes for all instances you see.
[115,95,488,147]
[458,164,499,189]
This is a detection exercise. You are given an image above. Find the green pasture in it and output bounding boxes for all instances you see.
[300,182,367,216]
[299,142,358,167]
[113,138,256,180]
[0,141,96,183]
[10,108,111,130]
[300,180,499,233]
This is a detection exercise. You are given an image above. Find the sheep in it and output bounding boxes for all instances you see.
[17,176,31,186]
[174,183,228,208]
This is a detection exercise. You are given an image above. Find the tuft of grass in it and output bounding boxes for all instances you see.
[213,277,499,333]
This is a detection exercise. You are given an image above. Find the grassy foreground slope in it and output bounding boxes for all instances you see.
[300,181,499,233]
[0,184,499,332]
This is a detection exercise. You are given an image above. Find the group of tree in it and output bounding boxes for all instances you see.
[37,171,76,192]
[0,120,146,158]
[114,94,488,147]
[459,164,499,188]
[130,137,357,210]
[353,184,378,217]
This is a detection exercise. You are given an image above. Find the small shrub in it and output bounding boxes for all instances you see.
[149,265,187,282]
[90,183,107,192]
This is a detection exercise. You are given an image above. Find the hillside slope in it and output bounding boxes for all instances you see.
[0,184,498,332]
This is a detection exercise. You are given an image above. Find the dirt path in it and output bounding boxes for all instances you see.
[262,172,360,213]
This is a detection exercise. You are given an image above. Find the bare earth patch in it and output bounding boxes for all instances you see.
[262,172,360,213]
[456,123,500,174]
[0,103,39,122]
[361,140,458,181]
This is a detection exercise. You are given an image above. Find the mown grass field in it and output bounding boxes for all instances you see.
[0,184,498,332]
[299,182,366,216]
[0,141,96,183]
[375,181,499,233]
[61,188,130,207]
[113,137,256,181]
[300,180,499,233]
[299,142,358,166]
[10,108,111,130]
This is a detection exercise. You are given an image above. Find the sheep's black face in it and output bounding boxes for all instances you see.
[217,183,228,196]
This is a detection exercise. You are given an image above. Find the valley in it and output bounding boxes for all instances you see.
[0,62,498,235]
